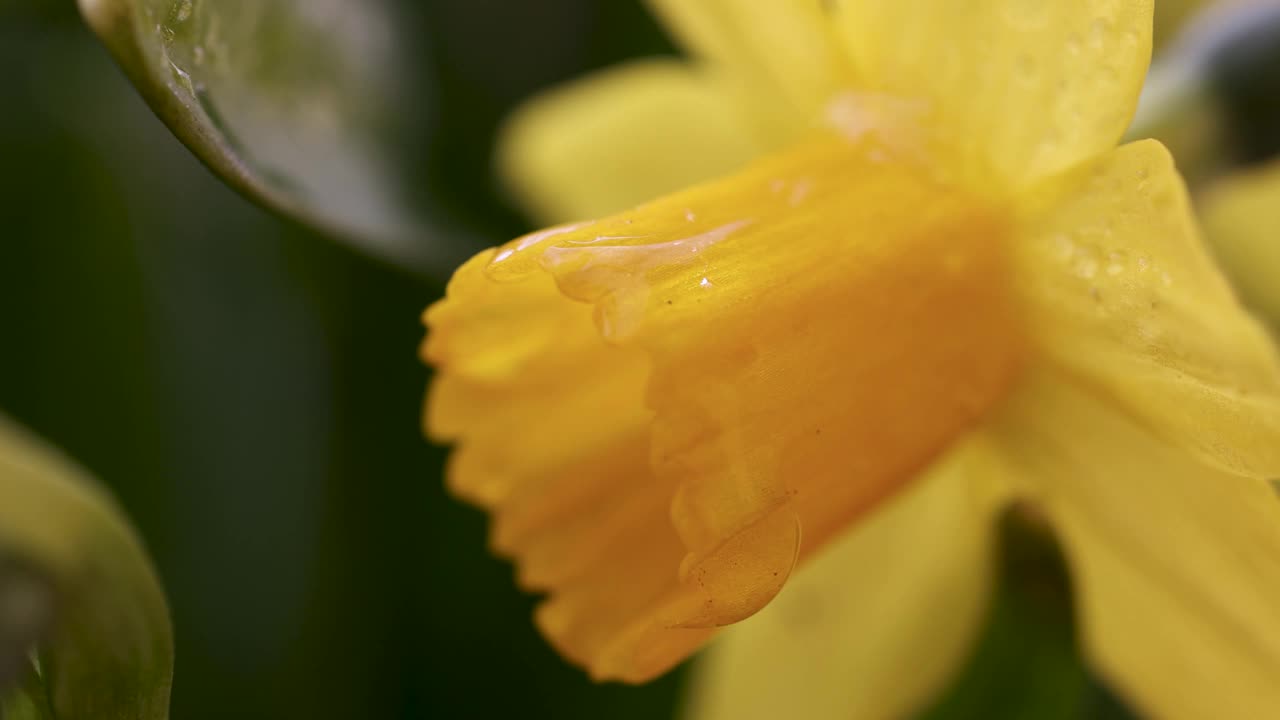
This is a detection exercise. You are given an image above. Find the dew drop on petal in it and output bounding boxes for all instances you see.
[1088,16,1112,51]
[1065,32,1083,57]
[538,221,751,341]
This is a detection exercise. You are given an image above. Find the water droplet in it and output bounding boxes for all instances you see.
[1106,250,1127,275]
[1137,318,1163,342]
[1066,241,1102,279]
[788,179,813,207]
[167,59,195,95]
[1076,256,1099,279]
[1088,17,1112,51]
[823,91,931,146]
[538,221,751,341]
[1065,33,1082,56]
[485,222,587,281]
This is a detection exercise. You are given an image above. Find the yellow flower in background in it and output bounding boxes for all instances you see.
[1202,160,1280,327]
[423,2,1280,718]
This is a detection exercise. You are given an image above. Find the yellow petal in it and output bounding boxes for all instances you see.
[1013,139,1280,478]
[497,60,761,224]
[425,132,1025,681]
[989,370,1280,719]
[1200,159,1280,329]
[684,443,998,720]
[832,0,1152,190]
[643,0,843,138]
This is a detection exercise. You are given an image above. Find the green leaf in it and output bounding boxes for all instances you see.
[0,556,54,708]
[78,0,472,274]
[0,415,172,720]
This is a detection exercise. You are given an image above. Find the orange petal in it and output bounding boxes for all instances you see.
[685,441,1001,720]
[424,132,1025,681]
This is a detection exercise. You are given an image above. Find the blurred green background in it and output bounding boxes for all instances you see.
[0,1,1180,718]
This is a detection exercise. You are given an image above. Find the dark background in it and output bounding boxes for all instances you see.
[0,1,1160,718]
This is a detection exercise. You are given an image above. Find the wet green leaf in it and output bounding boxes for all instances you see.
[78,0,472,274]
[0,415,171,720]
[2,653,57,720]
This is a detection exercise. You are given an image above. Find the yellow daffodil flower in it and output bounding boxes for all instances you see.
[422,2,1280,717]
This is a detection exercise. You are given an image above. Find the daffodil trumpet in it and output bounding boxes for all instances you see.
[423,2,1280,718]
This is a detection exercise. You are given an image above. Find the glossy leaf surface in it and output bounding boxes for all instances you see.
[0,416,172,720]
[79,0,470,273]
